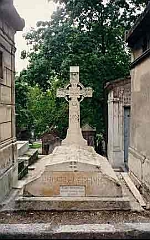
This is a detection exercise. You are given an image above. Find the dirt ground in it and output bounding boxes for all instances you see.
[1,209,150,225]
[1,155,150,227]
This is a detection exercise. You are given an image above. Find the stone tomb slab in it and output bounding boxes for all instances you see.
[60,186,85,197]
[15,145,131,210]
[23,171,122,197]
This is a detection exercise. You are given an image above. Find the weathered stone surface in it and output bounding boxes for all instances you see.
[17,143,38,180]
[23,145,123,198]
[0,143,13,175]
[17,141,29,157]
[82,123,96,147]
[57,66,93,146]
[24,171,122,197]
[106,76,131,169]
[15,196,130,211]
[0,122,12,141]
[0,0,24,203]
[2,223,150,239]
[126,4,150,195]
[0,105,11,123]
[20,66,129,210]
[0,162,18,203]
[0,85,11,103]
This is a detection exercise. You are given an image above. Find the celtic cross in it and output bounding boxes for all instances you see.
[57,66,93,146]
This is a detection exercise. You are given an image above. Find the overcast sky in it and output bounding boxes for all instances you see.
[14,0,57,73]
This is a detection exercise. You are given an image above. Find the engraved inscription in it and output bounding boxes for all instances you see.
[25,171,122,197]
[41,173,102,186]
[60,185,85,196]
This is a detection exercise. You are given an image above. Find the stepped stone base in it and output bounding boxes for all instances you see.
[16,145,131,211]
[15,196,131,211]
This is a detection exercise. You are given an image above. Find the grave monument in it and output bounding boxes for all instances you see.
[57,66,92,146]
[16,66,130,210]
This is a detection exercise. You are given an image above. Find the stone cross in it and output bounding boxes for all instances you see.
[57,66,93,146]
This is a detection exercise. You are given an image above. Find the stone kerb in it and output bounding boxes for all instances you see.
[17,141,29,157]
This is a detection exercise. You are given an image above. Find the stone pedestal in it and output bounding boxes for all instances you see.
[24,145,122,197]
[62,128,87,146]
[16,145,130,210]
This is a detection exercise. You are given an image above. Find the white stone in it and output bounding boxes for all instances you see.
[0,122,11,141]
[57,66,93,146]
[70,66,79,72]
[60,186,85,197]
[23,144,123,198]
[21,66,128,209]
[17,141,29,157]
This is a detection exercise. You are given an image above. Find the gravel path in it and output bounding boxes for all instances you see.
[1,210,150,225]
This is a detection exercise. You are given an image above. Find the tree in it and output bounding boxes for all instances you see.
[15,75,33,139]
[16,0,145,140]
[27,83,68,139]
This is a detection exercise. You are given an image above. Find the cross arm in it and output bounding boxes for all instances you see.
[81,87,93,98]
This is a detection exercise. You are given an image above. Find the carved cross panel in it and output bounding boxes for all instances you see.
[57,66,93,145]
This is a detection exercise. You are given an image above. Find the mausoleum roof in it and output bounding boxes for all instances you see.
[82,124,96,132]
[0,0,25,31]
[105,76,131,91]
[125,2,150,48]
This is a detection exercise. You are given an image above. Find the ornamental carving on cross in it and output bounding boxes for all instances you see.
[57,66,93,146]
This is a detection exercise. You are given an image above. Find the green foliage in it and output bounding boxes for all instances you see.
[27,83,68,138]
[29,142,42,149]
[15,76,33,137]
[16,0,145,139]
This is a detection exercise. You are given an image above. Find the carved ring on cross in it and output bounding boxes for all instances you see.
[65,82,87,102]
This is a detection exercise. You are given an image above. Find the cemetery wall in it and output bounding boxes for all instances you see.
[126,2,150,194]
[129,57,150,192]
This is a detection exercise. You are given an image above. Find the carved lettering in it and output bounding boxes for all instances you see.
[41,173,102,186]
[60,186,85,197]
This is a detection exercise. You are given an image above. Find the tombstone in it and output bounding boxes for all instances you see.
[57,66,92,146]
[82,124,96,147]
[16,66,130,211]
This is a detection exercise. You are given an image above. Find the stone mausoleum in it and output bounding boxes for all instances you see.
[81,123,96,148]
[126,2,150,195]
[41,129,62,155]
[0,0,24,202]
[105,76,131,170]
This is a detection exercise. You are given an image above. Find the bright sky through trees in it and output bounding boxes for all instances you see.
[14,0,57,73]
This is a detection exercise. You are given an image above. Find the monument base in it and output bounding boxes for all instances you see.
[15,196,131,211]
[62,128,87,146]
[12,145,132,211]
[22,145,124,198]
